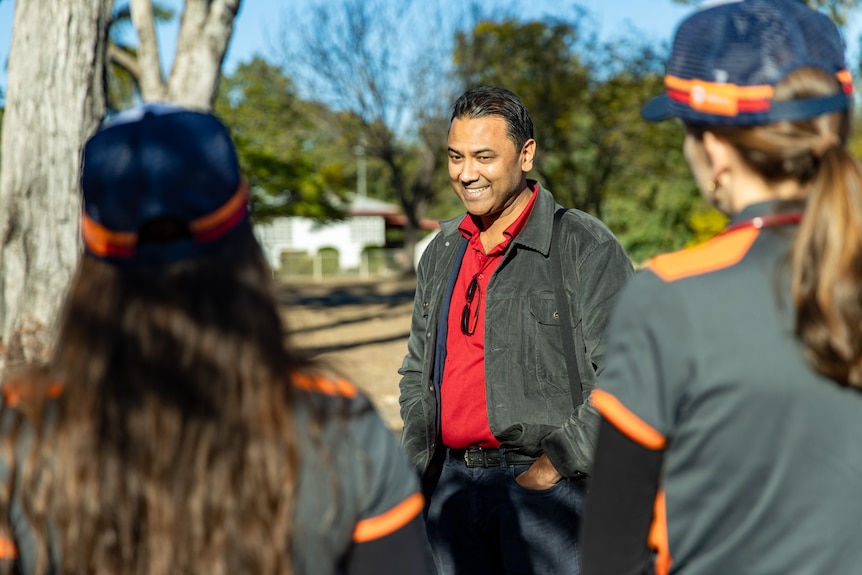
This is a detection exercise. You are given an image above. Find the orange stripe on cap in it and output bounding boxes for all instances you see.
[649,490,672,575]
[81,213,137,258]
[666,75,774,117]
[647,226,758,283]
[837,69,854,95]
[353,492,424,543]
[292,373,358,398]
[189,181,249,242]
[592,389,667,450]
[667,70,853,115]
[0,536,16,559]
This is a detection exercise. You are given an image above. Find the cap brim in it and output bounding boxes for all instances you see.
[641,94,673,122]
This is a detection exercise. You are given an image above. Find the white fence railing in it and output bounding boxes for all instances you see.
[277,248,411,281]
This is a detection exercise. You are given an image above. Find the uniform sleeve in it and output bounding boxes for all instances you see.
[581,417,663,575]
[592,269,695,442]
[345,402,426,575]
[345,516,427,575]
[581,271,694,574]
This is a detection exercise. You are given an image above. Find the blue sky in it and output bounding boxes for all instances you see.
[0,0,691,95]
[0,1,860,97]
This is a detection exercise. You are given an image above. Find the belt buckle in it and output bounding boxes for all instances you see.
[465,449,480,467]
[464,448,488,467]
[462,450,472,466]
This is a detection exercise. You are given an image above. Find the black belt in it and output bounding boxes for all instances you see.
[447,447,537,468]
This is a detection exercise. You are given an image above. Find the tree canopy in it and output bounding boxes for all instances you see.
[452,17,727,262]
[214,58,351,222]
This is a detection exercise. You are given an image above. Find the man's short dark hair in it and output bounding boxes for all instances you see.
[450,85,535,151]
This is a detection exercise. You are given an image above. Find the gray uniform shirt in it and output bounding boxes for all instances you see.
[0,376,421,575]
[595,201,862,574]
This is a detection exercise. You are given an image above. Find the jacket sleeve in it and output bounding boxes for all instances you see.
[541,230,634,478]
[397,243,436,473]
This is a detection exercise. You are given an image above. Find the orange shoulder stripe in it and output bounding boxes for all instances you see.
[3,381,64,407]
[353,492,424,543]
[0,536,16,559]
[592,389,667,450]
[292,373,358,398]
[649,489,673,575]
[647,227,758,282]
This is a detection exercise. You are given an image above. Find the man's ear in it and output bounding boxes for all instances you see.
[520,139,536,172]
[702,131,732,180]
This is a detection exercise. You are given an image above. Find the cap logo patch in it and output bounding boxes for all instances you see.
[666,75,773,117]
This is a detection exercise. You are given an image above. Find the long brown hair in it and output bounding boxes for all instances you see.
[3,232,317,573]
[696,67,862,388]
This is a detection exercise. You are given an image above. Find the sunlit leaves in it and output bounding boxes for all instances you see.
[214,58,350,222]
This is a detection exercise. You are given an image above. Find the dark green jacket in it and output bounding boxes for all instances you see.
[398,182,633,479]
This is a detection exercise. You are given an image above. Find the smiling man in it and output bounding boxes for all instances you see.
[398,85,634,574]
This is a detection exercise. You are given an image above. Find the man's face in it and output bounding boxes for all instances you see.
[447,115,535,223]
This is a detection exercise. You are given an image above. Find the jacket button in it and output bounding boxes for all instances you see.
[553,311,560,319]
[429,386,434,391]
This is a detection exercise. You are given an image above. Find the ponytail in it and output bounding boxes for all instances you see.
[703,66,862,389]
[791,145,862,388]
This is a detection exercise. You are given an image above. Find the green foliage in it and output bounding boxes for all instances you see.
[214,58,351,222]
[453,18,713,261]
[687,209,729,247]
[454,19,592,209]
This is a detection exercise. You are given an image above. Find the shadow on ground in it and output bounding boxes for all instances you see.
[274,277,417,308]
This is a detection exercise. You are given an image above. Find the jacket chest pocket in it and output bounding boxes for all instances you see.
[528,297,574,397]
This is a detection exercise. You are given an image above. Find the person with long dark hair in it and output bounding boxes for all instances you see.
[581,1,862,574]
[0,104,426,575]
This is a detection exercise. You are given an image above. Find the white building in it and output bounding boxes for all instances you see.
[253,194,438,273]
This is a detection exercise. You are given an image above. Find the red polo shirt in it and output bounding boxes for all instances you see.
[441,184,538,449]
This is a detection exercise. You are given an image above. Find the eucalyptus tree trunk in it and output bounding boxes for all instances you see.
[0,0,113,372]
[130,0,241,110]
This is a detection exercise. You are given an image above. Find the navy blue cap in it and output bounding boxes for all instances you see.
[642,0,852,125]
[80,104,250,265]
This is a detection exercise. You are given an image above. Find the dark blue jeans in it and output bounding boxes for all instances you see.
[424,450,585,575]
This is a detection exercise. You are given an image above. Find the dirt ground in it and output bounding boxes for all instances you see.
[274,276,418,434]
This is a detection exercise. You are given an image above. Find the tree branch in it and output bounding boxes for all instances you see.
[107,44,142,83]
[130,0,166,100]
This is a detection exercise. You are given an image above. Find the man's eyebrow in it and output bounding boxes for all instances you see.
[447,146,496,155]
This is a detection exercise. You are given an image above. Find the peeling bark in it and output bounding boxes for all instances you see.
[0,0,113,373]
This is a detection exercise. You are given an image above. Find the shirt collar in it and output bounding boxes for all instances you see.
[457,181,539,242]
